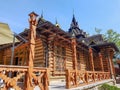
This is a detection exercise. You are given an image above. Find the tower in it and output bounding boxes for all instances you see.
[68,14,87,39]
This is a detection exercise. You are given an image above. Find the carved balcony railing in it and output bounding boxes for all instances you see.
[0,65,49,90]
[66,69,110,89]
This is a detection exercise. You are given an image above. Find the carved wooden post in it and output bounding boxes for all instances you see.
[66,69,70,89]
[71,35,77,87]
[89,48,94,71]
[25,12,38,90]
[99,53,104,71]
[28,12,38,67]
[107,50,115,80]
[44,68,49,90]
[71,35,77,70]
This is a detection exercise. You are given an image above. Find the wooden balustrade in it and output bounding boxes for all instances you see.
[0,65,49,90]
[66,69,110,89]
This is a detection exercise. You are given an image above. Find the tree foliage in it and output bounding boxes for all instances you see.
[95,29,120,58]
[103,29,120,50]
[104,30,120,58]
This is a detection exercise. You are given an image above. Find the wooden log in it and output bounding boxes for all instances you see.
[34,57,44,60]
[35,46,44,50]
[33,60,45,63]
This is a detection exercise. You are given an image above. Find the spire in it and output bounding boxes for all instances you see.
[55,18,60,28]
[37,11,46,26]
[70,14,79,28]
[40,10,44,18]
[68,14,87,39]
[55,18,58,25]
[72,14,77,25]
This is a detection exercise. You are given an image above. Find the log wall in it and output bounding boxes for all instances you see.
[0,51,3,64]
[2,48,11,65]
[66,46,73,69]
[34,38,45,67]
[80,50,86,71]
[93,51,101,71]
[100,48,109,72]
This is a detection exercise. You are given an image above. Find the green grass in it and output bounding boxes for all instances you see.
[99,83,120,90]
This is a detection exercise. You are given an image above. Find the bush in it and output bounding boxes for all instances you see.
[99,83,120,90]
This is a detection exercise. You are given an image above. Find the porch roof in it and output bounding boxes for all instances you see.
[91,42,119,52]
[0,22,19,45]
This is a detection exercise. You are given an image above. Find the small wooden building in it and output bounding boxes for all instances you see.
[0,12,119,89]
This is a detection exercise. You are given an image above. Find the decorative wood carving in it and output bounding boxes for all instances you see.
[66,69,110,89]
[71,37,77,70]
[89,48,94,71]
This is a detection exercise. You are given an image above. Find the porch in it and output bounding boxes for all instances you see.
[0,65,113,90]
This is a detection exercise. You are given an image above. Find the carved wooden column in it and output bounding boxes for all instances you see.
[48,40,54,70]
[99,53,104,71]
[47,35,55,75]
[107,49,115,80]
[71,36,77,70]
[89,48,94,71]
[25,12,38,90]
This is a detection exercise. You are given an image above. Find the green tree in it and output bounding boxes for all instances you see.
[103,29,120,50]
[103,29,120,58]
[95,29,120,58]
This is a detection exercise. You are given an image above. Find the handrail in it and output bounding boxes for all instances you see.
[0,65,49,90]
[66,69,110,89]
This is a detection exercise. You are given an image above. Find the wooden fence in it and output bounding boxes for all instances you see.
[66,69,110,89]
[0,65,49,90]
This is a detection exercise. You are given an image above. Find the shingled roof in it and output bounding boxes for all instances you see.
[78,34,104,45]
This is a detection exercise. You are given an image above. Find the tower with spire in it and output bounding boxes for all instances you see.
[68,14,87,39]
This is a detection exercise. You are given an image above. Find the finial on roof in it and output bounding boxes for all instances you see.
[29,11,38,17]
[73,15,77,25]
[41,10,44,18]
[29,12,38,26]
[55,18,60,28]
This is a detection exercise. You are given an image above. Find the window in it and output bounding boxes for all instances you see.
[54,45,66,72]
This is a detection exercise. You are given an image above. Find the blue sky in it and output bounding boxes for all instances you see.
[0,0,120,35]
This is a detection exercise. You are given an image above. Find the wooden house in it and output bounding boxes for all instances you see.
[0,12,119,89]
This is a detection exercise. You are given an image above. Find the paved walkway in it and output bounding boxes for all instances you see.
[34,79,118,90]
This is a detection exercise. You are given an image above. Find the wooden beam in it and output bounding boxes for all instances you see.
[107,49,115,80]
[99,53,104,71]
[25,12,38,90]
[89,48,94,71]
[71,37,77,70]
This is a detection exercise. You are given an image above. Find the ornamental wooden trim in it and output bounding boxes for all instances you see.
[0,65,49,90]
[66,69,110,89]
